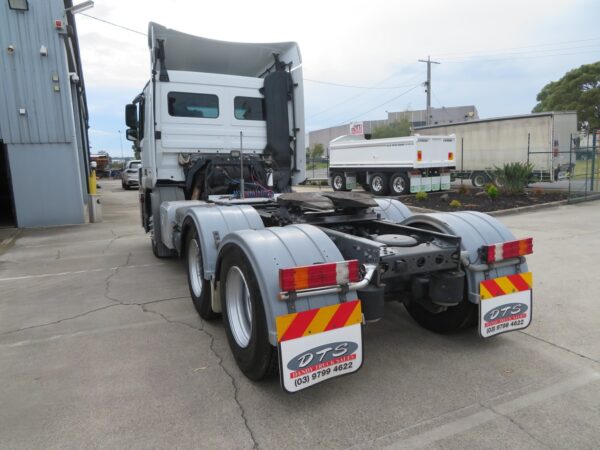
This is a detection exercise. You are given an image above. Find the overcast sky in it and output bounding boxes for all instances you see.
[75,0,600,157]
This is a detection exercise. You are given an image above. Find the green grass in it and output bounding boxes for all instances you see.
[306,162,328,170]
[573,158,600,179]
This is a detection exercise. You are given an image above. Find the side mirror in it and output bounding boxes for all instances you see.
[125,128,138,142]
[125,104,138,129]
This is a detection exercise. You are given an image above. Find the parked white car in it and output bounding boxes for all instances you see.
[121,160,141,190]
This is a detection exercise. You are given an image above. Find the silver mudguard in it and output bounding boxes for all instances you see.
[217,224,347,346]
[373,198,413,223]
[179,204,265,280]
[402,212,528,304]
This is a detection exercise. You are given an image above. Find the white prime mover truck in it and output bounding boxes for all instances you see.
[125,23,534,393]
[328,134,456,195]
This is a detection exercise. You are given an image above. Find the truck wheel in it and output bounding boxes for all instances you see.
[122,181,128,190]
[370,173,389,196]
[185,227,216,320]
[404,294,477,334]
[331,173,347,191]
[149,216,173,258]
[220,245,277,380]
[471,172,488,188]
[389,172,409,195]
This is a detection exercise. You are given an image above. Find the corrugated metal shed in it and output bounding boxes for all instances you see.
[0,0,74,144]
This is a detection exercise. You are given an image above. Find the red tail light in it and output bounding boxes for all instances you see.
[417,150,423,161]
[481,238,533,263]
[279,260,360,292]
[448,152,454,161]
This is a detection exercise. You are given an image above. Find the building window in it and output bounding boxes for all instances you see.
[167,92,219,118]
[234,97,265,121]
[8,0,29,11]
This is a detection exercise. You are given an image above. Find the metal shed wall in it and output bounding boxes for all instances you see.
[0,0,86,227]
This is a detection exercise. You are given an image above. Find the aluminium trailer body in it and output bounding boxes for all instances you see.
[328,134,456,196]
[126,23,535,393]
[415,112,577,187]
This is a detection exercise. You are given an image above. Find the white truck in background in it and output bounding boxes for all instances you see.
[124,23,535,393]
[328,134,456,195]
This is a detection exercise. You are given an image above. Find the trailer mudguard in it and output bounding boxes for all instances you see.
[402,212,528,304]
[180,204,265,280]
[217,224,346,346]
[373,198,412,223]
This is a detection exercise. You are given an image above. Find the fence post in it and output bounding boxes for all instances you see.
[591,131,597,192]
[526,132,530,165]
[461,137,464,186]
[568,133,572,198]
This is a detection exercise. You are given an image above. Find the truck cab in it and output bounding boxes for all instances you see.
[125,23,305,253]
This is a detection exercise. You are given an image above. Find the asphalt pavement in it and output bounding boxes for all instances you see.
[1,180,599,449]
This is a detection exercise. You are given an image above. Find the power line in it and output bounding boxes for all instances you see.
[337,83,422,125]
[79,13,146,36]
[307,73,422,120]
[433,36,600,58]
[304,78,420,90]
[439,43,600,62]
[442,48,600,64]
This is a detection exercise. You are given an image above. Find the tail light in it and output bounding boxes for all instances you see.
[448,152,454,161]
[417,150,423,161]
[279,260,360,292]
[481,238,533,264]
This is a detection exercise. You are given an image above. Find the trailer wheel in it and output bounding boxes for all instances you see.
[220,245,277,380]
[331,173,347,191]
[184,227,216,320]
[404,291,477,334]
[471,172,488,188]
[370,172,389,196]
[389,172,409,195]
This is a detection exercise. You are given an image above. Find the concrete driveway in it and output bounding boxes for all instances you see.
[1,180,599,449]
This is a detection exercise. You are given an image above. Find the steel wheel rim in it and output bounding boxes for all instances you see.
[333,175,343,190]
[226,266,252,348]
[473,175,485,187]
[188,239,203,297]
[393,176,405,193]
[372,176,383,192]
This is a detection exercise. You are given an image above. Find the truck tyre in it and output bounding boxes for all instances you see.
[331,173,347,191]
[389,172,409,195]
[220,245,278,380]
[404,291,477,334]
[471,172,488,188]
[185,227,216,320]
[149,216,172,258]
[370,172,389,196]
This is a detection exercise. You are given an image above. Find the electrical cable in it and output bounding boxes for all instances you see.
[336,83,422,125]
[78,13,146,36]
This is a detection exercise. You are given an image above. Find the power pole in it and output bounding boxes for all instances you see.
[418,56,440,126]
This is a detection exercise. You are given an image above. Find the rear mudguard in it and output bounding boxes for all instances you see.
[217,224,348,346]
[402,212,528,304]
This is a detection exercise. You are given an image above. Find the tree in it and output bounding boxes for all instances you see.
[310,143,325,159]
[532,62,600,130]
[371,118,411,139]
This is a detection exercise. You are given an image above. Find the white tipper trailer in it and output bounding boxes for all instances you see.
[328,134,456,195]
[124,23,535,393]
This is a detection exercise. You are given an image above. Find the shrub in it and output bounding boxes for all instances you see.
[415,191,428,201]
[458,183,470,195]
[449,199,462,208]
[486,184,499,200]
[494,162,534,195]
